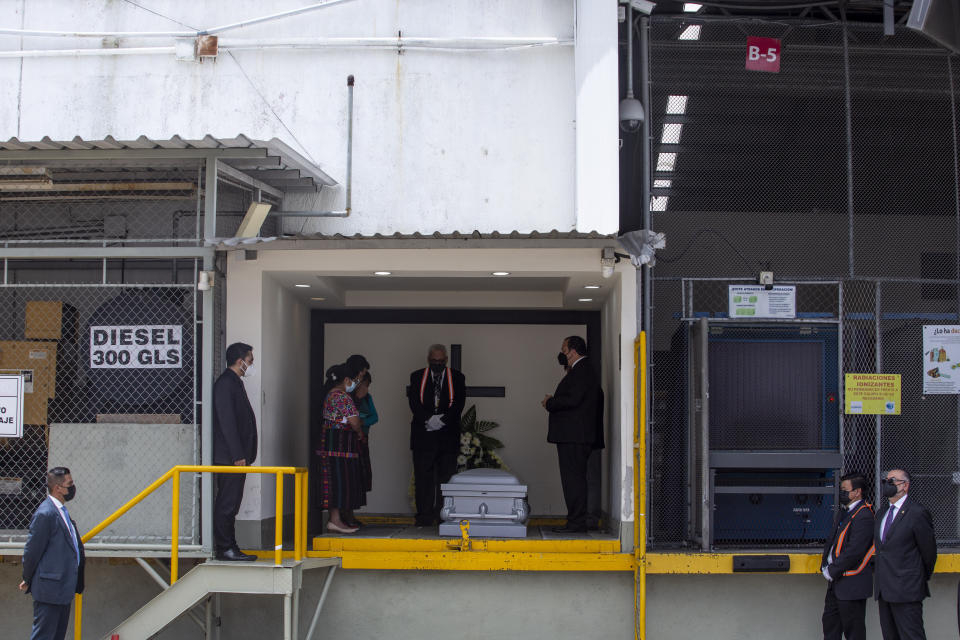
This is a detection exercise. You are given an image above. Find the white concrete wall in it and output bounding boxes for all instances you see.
[0,0,619,234]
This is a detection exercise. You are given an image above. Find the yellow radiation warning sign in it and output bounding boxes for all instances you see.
[844,373,901,415]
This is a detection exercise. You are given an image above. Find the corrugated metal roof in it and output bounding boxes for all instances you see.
[208,229,615,249]
[0,134,335,192]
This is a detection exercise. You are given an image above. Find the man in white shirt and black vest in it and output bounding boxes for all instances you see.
[407,344,466,527]
[820,472,874,640]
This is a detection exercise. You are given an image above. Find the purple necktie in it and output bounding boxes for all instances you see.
[881,506,896,542]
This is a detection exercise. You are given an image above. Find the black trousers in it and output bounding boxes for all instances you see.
[412,448,457,525]
[878,598,926,640]
[214,472,247,552]
[822,584,866,640]
[556,442,592,529]
[586,448,602,528]
[31,600,71,640]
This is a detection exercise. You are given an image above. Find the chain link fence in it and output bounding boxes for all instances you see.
[646,18,960,549]
[0,261,203,544]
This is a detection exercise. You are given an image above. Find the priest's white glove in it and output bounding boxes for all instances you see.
[821,566,833,581]
[425,415,445,431]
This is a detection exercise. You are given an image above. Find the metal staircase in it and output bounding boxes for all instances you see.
[102,557,339,640]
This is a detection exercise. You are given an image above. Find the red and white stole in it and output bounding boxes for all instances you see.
[419,367,454,409]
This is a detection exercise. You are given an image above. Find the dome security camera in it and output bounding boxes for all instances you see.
[619,97,645,133]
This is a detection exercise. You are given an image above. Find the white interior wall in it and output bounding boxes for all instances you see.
[259,275,311,518]
[225,247,637,528]
[325,323,583,514]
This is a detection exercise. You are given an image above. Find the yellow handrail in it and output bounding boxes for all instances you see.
[74,464,308,640]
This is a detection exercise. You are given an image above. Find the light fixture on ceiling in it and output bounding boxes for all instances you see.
[311,297,326,301]
[374,271,392,276]
[295,284,310,288]
[584,285,601,289]
[491,271,510,276]
[578,298,594,303]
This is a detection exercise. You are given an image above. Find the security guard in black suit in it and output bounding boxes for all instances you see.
[874,469,937,640]
[542,335,602,533]
[212,342,259,561]
[821,472,875,640]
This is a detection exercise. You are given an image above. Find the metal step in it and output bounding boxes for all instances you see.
[103,558,336,639]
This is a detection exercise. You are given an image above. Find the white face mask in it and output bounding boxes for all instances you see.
[242,361,257,379]
[346,379,358,393]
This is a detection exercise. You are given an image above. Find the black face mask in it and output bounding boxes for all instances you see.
[838,489,851,506]
[882,479,899,498]
[429,363,446,374]
[557,352,567,367]
[63,484,76,502]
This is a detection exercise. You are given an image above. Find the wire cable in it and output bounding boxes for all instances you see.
[656,228,759,273]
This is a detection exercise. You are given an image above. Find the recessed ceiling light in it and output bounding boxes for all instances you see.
[374,271,392,276]
[578,298,593,303]
[295,284,310,288]
[491,271,510,276]
[311,297,326,301]
[584,285,601,289]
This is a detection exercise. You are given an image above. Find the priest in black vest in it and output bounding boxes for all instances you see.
[407,344,466,526]
[820,472,875,640]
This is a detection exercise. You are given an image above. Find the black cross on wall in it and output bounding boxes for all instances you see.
[450,344,505,398]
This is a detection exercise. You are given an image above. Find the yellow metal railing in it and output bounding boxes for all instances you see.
[634,332,648,640]
[73,465,308,640]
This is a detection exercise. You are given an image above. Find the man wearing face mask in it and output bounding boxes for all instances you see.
[820,472,874,640]
[212,342,258,561]
[407,344,466,526]
[19,467,85,640]
[541,336,602,533]
[874,469,937,640]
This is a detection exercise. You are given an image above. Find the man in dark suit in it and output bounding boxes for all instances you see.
[821,472,874,640]
[542,336,602,534]
[19,467,85,640]
[407,344,466,526]
[874,468,937,640]
[212,342,258,561]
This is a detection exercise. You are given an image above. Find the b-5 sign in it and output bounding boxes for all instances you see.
[746,36,781,73]
[89,325,183,369]
[0,374,24,438]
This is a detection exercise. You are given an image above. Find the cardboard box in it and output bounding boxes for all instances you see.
[0,341,58,425]
[25,301,78,341]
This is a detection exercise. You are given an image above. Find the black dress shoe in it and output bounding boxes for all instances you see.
[552,525,588,534]
[216,548,257,561]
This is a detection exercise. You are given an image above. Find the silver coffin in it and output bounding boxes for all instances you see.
[439,468,529,538]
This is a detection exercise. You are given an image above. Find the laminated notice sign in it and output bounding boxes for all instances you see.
[0,374,24,438]
[845,374,900,414]
[728,285,796,318]
[922,325,960,394]
[89,325,183,369]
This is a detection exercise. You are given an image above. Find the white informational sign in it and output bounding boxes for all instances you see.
[0,374,24,438]
[922,325,960,394]
[727,285,796,319]
[90,325,183,369]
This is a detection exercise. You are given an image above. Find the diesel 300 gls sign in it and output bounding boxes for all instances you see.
[89,325,183,368]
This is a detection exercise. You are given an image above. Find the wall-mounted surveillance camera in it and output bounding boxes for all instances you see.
[619,97,645,133]
[621,0,656,16]
[759,271,774,291]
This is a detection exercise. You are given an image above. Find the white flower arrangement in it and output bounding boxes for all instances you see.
[454,405,507,474]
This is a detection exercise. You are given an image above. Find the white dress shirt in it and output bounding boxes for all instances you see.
[880,493,908,541]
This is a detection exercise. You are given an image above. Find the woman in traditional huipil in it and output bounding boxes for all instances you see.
[317,362,365,534]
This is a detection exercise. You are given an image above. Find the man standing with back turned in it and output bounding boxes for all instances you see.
[874,469,937,640]
[19,467,85,640]
[212,342,258,561]
[820,472,874,640]
[542,336,602,534]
